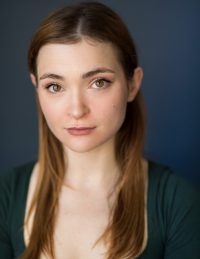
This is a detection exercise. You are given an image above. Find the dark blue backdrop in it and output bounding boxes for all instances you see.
[0,0,199,185]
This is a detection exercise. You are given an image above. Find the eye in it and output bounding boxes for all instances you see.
[45,83,63,93]
[92,78,111,89]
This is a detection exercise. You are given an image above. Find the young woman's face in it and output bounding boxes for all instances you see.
[32,39,142,153]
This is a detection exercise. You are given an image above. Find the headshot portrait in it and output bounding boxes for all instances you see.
[0,1,200,258]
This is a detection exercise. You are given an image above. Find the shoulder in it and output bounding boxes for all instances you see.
[0,161,36,220]
[0,161,36,192]
[147,160,200,207]
[0,162,36,256]
[147,160,200,257]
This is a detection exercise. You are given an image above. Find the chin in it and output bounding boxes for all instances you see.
[62,137,115,154]
[64,145,95,153]
[62,143,101,153]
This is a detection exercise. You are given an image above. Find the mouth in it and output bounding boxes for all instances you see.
[65,127,96,136]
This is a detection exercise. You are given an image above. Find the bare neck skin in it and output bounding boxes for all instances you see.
[63,138,119,194]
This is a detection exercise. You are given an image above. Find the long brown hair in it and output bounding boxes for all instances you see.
[23,2,147,258]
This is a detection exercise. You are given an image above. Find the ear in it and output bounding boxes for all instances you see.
[30,73,38,88]
[127,67,143,102]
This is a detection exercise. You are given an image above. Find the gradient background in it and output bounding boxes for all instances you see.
[0,0,199,185]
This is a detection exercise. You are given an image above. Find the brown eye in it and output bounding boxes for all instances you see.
[92,79,111,89]
[46,83,62,93]
[95,79,105,88]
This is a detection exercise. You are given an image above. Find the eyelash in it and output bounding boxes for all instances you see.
[45,83,63,93]
[44,78,112,93]
[91,78,112,89]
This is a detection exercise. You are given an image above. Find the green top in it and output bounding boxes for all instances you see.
[0,160,200,259]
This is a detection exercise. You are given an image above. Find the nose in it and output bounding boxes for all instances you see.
[67,89,89,119]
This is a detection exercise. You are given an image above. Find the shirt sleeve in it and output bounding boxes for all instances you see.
[0,172,14,258]
[163,173,200,259]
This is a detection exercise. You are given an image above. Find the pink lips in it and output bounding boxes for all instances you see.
[66,127,95,136]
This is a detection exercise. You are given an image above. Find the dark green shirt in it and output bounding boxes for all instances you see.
[0,160,200,258]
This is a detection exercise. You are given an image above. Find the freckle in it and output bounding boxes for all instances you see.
[112,104,116,109]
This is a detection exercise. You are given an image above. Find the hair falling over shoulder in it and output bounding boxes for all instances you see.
[22,2,147,259]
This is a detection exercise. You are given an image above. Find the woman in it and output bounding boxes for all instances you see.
[0,2,199,259]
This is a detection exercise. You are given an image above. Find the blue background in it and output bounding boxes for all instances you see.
[0,0,199,185]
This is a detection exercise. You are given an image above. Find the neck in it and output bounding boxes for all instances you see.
[63,142,119,192]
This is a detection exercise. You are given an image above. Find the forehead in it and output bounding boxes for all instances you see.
[36,39,122,76]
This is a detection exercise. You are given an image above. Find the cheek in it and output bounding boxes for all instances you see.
[101,93,128,124]
[112,102,127,122]
[112,90,128,113]
[38,96,62,126]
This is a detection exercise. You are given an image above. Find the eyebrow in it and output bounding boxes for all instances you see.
[39,73,64,81]
[39,68,115,81]
[81,68,115,79]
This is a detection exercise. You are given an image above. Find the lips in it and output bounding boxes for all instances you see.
[66,127,96,136]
